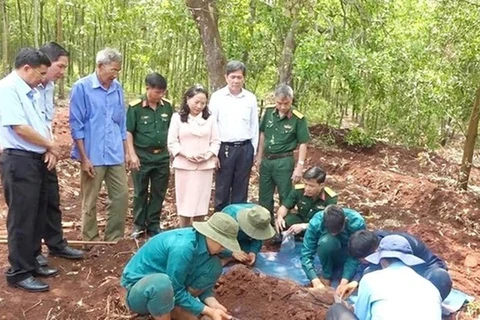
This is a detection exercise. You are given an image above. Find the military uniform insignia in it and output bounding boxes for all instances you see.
[129,98,142,107]
[294,183,305,190]
[324,187,337,198]
[284,124,292,129]
[292,109,304,119]
[161,113,168,118]
[141,116,149,119]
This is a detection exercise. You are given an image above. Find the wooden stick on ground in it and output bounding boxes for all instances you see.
[0,239,118,246]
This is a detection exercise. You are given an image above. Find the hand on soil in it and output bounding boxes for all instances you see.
[246,253,256,266]
[232,251,249,263]
[212,308,231,320]
[336,281,358,299]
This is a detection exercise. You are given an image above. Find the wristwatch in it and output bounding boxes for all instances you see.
[298,160,305,166]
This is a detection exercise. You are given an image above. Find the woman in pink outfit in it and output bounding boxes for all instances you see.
[168,85,220,227]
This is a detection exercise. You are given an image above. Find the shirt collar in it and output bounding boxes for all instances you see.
[196,231,209,255]
[274,108,292,119]
[141,96,164,108]
[12,71,36,98]
[91,72,117,91]
[37,80,54,91]
[223,86,246,98]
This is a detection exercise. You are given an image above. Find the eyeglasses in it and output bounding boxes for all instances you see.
[31,67,47,77]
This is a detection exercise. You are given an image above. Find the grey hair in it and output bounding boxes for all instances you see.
[275,84,294,99]
[225,60,246,76]
[96,48,122,65]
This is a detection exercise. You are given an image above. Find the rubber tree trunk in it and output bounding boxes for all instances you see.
[458,86,480,190]
[185,0,226,92]
[1,0,8,76]
[278,19,298,87]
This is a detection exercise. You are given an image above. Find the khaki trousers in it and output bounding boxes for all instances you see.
[81,164,128,241]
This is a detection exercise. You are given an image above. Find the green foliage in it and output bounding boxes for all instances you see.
[1,0,480,148]
[345,127,375,148]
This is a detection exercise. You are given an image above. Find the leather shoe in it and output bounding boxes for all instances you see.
[131,227,145,239]
[36,254,48,267]
[147,228,161,238]
[9,276,49,292]
[33,266,59,278]
[49,246,84,260]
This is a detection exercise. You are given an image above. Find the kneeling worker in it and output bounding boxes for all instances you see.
[338,230,452,300]
[301,205,366,290]
[121,212,240,320]
[221,203,276,265]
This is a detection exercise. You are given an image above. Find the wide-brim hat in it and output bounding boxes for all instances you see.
[365,235,425,266]
[237,205,276,240]
[193,212,241,252]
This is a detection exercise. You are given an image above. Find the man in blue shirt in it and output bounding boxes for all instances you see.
[34,42,84,267]
[0,48,59,292]
[69,47,130,241]
[326,235,442,320]
[338,230,452,301]
[221,203,276,265]
[121,212,240,320]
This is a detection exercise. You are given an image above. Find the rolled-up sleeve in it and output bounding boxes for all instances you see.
[69,83,86,140]
[301,218,321,281]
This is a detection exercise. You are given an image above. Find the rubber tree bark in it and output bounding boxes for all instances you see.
[185,0,227,91]
[458,86,480,190]
[278,19,298,87]
[1,0,8,76]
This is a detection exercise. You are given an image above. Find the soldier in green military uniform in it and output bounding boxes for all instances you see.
[275,166,338,236]
[256,84,310,220]
[127,73,173,238]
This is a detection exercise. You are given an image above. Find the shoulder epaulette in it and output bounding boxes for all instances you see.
[129,98,142,107]
[324,187,337,197]
[162,98,172,105]
[294,183,305,190]
[265,104,276,109]
[292,109,304,119]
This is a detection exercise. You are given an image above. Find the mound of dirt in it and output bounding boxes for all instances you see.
[214,265,332,320]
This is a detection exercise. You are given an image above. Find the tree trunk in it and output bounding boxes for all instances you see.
[458,86,480,190]
[56,1,65,99]
[33,0,40,47]
[1,0,8,76]
[278,19,298,87]
[185,0,226,91]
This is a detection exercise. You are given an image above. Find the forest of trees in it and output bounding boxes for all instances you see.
[1,0,480,152]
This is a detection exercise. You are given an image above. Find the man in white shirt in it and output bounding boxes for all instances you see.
[326,235,442,320]
[209,61,259,212]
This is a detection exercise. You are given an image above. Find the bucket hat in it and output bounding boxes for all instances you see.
[365,235,425,266]
[193,212,241,252]
[237,205,276,240]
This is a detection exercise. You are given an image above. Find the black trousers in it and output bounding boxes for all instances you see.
[326,303,359,320]
[34,168,67,256]
[214,142,254,212]
[0,151,48,284]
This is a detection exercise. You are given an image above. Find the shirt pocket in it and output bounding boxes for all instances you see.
[241,106,251,124]
[138,116,155,132]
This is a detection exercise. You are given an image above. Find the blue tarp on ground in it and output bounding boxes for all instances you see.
[246,242,474,315]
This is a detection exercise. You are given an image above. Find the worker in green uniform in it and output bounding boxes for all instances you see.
[256,84,310,220]
[275,166,338,236]
[301,205,366,291]
[221,203,276,266]
[121,212,240,320]
[127,73,173,238]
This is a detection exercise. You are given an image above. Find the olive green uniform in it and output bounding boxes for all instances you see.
[127,97,173,233]
[282,184,338,228]
[259,106,310,215]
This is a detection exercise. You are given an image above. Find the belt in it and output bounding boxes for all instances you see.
[138,147,164,154]
[264,151,293,160]
[3,149,44,160]
[222,140,251,147]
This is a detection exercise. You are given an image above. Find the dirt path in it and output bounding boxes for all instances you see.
[0,107,479,319]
